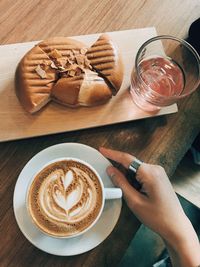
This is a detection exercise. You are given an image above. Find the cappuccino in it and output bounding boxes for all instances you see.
[27,159,103,237]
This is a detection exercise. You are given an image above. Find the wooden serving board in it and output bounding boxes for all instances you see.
[0,27,177,142]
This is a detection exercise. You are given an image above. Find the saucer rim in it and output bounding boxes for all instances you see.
[13,142,122,256]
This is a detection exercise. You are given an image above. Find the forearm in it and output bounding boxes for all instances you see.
[165,242,200,267]
[163,220,200,267]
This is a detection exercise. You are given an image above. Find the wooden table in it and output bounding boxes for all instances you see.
[0,1,200,266]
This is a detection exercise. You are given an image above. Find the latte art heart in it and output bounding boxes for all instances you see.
[40,168,96,222]
[28,160,103,237]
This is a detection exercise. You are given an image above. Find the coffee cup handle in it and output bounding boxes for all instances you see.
[104,188,122,199]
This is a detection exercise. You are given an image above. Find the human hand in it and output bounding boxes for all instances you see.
[100,147,200,267]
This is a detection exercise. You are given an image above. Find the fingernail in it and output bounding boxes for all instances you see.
[109,173,116,179]
[106,166,116,178]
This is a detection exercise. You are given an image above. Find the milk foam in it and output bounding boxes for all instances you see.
[28,160,102,237]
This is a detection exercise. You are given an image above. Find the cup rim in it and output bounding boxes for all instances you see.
[135,35,200,99]
[26,157,105,239]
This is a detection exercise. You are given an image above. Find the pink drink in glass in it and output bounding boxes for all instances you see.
[130,56,185,112]
[130,36,200,112]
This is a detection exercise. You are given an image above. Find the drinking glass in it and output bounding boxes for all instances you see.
[130,35,200,112]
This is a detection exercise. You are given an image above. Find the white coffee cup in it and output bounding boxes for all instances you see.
[26,157,122,238]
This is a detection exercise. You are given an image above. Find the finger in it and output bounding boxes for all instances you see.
[100,147,136,169]
[106,166,141,204]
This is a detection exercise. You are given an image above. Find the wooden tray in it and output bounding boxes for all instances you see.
[0,27,177,142]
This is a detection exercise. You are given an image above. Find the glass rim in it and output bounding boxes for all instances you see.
[135,35,200,98]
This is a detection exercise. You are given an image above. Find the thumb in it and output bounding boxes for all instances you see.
[106,166,141,206]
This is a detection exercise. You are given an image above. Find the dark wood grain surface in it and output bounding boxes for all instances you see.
[0,1,200,266]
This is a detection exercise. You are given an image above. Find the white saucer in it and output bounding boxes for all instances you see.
[13,143,122,256]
